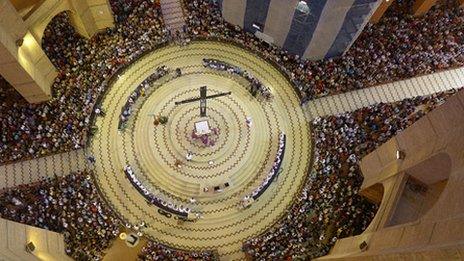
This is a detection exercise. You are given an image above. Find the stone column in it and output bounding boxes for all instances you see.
[0,0,56,103]
[70,0,114,37]
[412,0,438,16]
[370,0,394,23]
[264,0,299,47]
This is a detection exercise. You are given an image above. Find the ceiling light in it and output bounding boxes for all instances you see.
[25,242,36,253]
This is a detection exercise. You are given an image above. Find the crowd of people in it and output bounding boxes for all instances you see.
[0,169,217,260]
[124,165,191,217]
[0,0,462,259]
[202,58,272,100]
[184,0,464,101]
[0,0,462,165]
[138,241,217,261]
[0,0,169,165]
[119,66,169,129]
[110,0,159,23]
[0,76,26,104]
[42,12,90,70]
[0,171,121,260]
[244,132,285,203]
[242,89,458,259]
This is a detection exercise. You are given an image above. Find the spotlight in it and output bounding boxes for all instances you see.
[252,23,262,32]
[119,232,127,240]
[396,150,405,160]
[359,241,368,252]
[16,38,24,47]
[25,242,36,253]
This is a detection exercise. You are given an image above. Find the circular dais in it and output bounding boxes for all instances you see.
[89,41,311,258]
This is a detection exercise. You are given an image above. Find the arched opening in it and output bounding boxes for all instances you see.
[387,153,452,227]
[0,76,26,104]
[347,182,384,235]
[41,11,89,70]
[360,182,384,205]
[336,187,383,239]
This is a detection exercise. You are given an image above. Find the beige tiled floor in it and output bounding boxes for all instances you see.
[160,0,186,32]
[89,41,312,260]
[0,149,87,190]
[303,67,464,119]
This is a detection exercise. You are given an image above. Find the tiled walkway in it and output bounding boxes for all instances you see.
[303,67,464,119]
[160,0,186,34]
[0,149,87,189]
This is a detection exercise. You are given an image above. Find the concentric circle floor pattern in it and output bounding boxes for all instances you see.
[89,41,312,259]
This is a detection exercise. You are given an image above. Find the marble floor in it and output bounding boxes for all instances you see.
[88,41,312,260]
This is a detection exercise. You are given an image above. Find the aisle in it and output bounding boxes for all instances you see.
[160,0,186,34]
[0,149,87,189]
[304,67,464,119]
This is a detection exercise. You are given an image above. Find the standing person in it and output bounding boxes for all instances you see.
[246,116,253,128]
[86,155,96,165]
[175,159,182,168]
[186,151,193,161]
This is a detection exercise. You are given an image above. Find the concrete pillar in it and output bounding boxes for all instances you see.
[0,0,56,103]
[70,0,114,36]
[264,0,299,47]
[222,0,246,28]
[370,0,395,23]
[303,0,354,60]
[412,0,438,16]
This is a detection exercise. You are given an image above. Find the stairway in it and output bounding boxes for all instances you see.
[160,0,186,35]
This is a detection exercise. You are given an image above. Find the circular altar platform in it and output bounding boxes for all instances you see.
[89,41,312,259]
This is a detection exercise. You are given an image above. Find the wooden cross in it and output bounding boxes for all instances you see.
[174,86,231,117]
